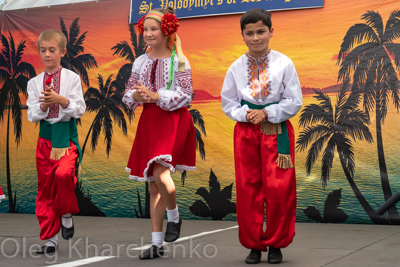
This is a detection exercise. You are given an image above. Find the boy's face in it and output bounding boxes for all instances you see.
[242,20,273,58]
[39,40,66,73]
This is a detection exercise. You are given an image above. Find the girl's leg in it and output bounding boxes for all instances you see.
[152,163,182,242]
[140,182,165,259]
[149,181,166,233]
[152,163,176,210]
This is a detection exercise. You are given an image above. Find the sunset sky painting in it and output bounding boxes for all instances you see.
[1,0,400,224]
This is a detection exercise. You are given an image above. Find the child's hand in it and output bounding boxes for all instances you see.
[246,109,267,125]
[39,87,68,107]
[133,81,159,102]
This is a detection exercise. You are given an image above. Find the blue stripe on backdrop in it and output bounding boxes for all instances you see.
[130,0,324,23]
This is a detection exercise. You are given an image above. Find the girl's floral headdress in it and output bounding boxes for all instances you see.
[136,10,185,72]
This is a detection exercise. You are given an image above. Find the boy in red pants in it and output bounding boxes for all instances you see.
[221,8,302,264]
[27,29,86,254]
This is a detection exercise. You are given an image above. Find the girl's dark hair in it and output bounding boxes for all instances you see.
[240,8,272,31]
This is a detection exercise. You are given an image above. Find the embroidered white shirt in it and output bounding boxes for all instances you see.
[221,50,302,124]
[27,68,86,123]
[123,53,193,111]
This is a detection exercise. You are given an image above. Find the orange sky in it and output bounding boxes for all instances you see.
[1,0,399,97]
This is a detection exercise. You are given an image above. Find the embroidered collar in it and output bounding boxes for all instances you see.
[245,49,271,61]
[45,66,63,76]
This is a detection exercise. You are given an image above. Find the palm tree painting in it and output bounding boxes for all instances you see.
[336,10,400,222]
[303,188,349,223]
[82,74,128,157]
[190,168,236,220]
[0,32,36,213]
[60,17,97,87]
[296,80,386,224]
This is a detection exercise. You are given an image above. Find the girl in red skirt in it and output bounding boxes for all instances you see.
[123,7,196,260]
[0,185,4,202]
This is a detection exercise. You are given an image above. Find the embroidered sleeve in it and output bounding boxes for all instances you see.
[157,56,193,111]
[123,71,141,110]
[62,99,70,109]
[157,69,192,111]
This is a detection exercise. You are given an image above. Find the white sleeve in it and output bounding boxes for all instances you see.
[157,58,192,111]
[221,68,249,122]
[27,79,48,123]
[122,61,142,110]
[61,74,86,119]
[265,62,302,123]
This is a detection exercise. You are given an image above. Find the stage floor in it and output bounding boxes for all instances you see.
[0,213,399,266]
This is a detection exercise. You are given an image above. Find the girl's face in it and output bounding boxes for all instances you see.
[143,18,168,49]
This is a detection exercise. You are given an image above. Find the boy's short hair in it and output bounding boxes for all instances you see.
[240,8,272,31]
[37,29,67,51]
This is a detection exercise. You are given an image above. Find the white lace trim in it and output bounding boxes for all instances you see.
[176,164,196,172]
[125,155,195,182]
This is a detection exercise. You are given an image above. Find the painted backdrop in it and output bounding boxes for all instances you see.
[1,0,400,224]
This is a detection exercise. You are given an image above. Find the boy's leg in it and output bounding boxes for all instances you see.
[36,138,61,240]
[53,142,80,216]
[260,121,296,249]
[234,122,267,252]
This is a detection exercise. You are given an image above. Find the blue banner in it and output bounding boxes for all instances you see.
[130,0,324,24]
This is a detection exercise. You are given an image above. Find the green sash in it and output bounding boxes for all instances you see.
[241,100,293,169]
[39,119,82,163]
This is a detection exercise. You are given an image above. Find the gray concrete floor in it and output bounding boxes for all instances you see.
[0,213,400,266]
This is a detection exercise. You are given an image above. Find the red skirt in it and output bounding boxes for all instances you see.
[0,185,4,202]
[126,103,196,182]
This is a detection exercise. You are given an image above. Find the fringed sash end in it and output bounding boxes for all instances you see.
[50,147,70,161]
[260,121,282,135]
[276,154,294,169]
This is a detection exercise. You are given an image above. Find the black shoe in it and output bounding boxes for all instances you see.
[245,249,262,264]
[139,245,164,259]
[268,247,282,264]
[61,215,74,240]
[36,241,57,254]
[164,218,182,242]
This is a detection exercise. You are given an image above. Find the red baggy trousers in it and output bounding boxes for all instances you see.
[36,137,80,240]
[234,121,296,251]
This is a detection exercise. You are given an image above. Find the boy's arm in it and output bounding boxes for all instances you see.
[265,62,303,123]
[61,74,86,119]
[27,79,49,123]
[221,68,249,122]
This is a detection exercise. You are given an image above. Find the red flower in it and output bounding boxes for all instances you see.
[161,13,179,36]
[45,74,53,85]
[137,15,145,35]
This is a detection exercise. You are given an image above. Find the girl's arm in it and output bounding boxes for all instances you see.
[123,71,141,110]
[157,57,193,111]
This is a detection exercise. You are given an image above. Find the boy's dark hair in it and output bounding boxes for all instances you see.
[240,8,272,31]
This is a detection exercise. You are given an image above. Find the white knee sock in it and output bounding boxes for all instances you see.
[62,213,73,228]
[166,206,179,223]
[45,234,58,247]
[152,232,163,248]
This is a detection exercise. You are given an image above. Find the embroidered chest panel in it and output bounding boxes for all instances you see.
[246,51,271,101]
[44,70,61,119]
[141,58,169,93]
